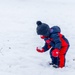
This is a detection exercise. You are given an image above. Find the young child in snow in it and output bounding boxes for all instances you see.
[36,21,70,68]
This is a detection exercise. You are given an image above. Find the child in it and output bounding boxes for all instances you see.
[36,21,70,68]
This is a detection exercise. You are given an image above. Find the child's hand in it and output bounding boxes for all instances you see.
[36,47,44,53]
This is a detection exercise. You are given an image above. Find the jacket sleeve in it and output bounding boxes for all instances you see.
[51,33,61,49]
[42,43,51,52]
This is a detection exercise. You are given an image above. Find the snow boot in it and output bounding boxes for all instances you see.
[53,64,58,68]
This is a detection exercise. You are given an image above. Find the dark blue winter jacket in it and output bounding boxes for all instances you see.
[42,26,69,52]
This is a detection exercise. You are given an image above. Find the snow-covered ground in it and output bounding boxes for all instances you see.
[0,0,75,75]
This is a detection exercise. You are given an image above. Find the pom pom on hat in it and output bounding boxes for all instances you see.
[36,21,42,26]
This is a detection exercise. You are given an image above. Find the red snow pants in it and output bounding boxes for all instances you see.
[58,46,69,68]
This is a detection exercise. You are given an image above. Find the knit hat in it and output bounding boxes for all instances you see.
[36,21,50,36]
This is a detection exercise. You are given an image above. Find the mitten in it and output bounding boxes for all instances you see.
[52,49,59,57]
[36,47,44,53]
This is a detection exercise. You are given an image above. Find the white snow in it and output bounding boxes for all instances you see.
[0,0,75,75]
